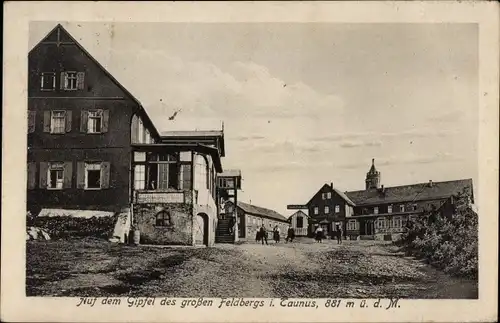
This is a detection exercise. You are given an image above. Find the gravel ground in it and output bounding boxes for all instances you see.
[26,237,478,298]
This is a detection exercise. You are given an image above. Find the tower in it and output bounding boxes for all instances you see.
[365,158,381,190]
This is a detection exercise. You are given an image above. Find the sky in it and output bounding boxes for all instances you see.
[30,22,479,216]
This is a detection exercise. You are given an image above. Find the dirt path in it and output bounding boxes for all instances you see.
[26,238,478,298]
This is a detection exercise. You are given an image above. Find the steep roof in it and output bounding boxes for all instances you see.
[290,210,309,218]
[29,24,160,138]
[236,201,288,222]
[160,130,225,157]
[346,179,473,206]
[306,184,356,207]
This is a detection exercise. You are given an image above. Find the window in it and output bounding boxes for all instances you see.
[64,71,78,90]
[155,210,172,227]
[400,205,405,212]
[327,192,332,199]
[313,207,319,215]
[324,206,330,214]
[321,193,326,200]
[296,216,304,228]
[134,165,146,190]
[388,205,393,213]
[87,110,103,133]
[85,162,102,189]
[138,119,144,143]
[51,111,66,134]
[347,220,357,231]
[40,72,56,90]
[335,205,340,213]
[413,204,418,211]
[374,207,379,214]
[378,218,386,229]
[393,216,402,228]
[47,163,64,189]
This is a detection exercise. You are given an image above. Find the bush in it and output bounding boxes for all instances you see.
[34,215,118,240]
[398,187,478,279]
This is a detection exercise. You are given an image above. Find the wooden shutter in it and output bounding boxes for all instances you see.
[63,161,73,188]
[80,110,88,133]
[27,162,37,189]
[181,164,192,191]
[101,110,109,133]
[65,110,72,132]
[76,72,85,90]
[76,162,85,189]
[101,162,110,189]
[28,111,36,133]
[130,115,138,143]
[39,162,49,189]
[60,72,66,90]
[43,111,51,133]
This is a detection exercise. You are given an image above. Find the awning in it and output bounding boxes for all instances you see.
[38,209,115,218]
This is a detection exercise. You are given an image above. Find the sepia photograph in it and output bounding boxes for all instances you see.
[2,2,498,323]
[26,21,479,299]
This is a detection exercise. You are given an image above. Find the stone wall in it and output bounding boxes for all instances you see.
[133,203,193,245]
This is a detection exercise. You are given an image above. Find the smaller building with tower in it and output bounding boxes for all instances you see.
[287,159,474,241]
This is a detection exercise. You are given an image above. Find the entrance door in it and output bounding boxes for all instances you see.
[365,220,375,235]
[194,213,209,245]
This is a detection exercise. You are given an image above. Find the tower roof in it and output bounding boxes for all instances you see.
[367,158,378,174]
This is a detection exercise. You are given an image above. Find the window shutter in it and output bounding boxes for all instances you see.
[101,162,110,189]
[101,109,109,133]
[63,161,73,188]
[80,110,88,133]
[27,162,37,189]
[181,164,192,191]
[39,162,49,189]
[65,110,72,132]
[76,72,85,90]
[43,111,51,133]
[28,111,36,133]
[131,115,138,143]
[77,162,85,189]
[60,72,66,90]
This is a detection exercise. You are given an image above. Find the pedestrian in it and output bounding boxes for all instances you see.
[259,224,268,245]
[286,225,295,243]
[273,225,280,244]
[255,228,261,243]
[228,215,235,235]
[336,224,343,244]
[315,226,323,243]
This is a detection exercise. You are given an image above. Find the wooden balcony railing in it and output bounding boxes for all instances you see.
[134,190,194,204]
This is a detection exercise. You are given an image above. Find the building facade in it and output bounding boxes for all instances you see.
[287,210,309,236]
[288,159,474,241]
[28,24,226,246]
[222,201,289,240]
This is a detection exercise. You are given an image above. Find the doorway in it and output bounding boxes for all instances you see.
[194,213,209,246]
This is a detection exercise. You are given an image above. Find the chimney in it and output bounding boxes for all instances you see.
[330,182,334,188]
[429,180,433,187]
[381,185,385,194]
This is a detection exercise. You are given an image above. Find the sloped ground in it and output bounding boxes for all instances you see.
[26,237,477,298]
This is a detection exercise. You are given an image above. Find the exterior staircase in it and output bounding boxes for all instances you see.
[215,218,235,243]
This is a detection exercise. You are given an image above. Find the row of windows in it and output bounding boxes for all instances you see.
[321,192,332,200]
[28,109,109,134]
[246,215,287,230]
[376,216,406,229]
[39,71,85,91]
[366,204,418,215]
[27,161,110,190]
[313,205,341,215]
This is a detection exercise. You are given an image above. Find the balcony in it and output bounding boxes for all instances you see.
[134,190,195,205]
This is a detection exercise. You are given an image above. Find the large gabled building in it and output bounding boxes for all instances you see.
[28,24,229,246]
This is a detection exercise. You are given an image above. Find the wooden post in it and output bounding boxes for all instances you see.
[233,177,239,242]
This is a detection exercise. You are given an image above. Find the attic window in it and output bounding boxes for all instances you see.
[40,72,56,91]
[326,192,332,199]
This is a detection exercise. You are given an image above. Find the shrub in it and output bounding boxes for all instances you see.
[398,187,478,279]
[34,215,118,240]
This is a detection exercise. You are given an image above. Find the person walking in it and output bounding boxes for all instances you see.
[315,226,323,243]
[259,224,268,245]
[255,228,261,243]
[286,225,295,243]
[335,224,343,244]
[273,225,280,244]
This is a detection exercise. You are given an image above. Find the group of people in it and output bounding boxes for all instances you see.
[255,225,296,245]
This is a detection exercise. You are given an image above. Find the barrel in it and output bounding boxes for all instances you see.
[133,230,140,245]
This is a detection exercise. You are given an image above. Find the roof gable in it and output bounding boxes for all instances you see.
[30,24,160,138]
[346,179,473,206]
[290,210,309,218]
[306,183,355,206]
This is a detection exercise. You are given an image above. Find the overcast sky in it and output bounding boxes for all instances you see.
[30,22,478,216]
